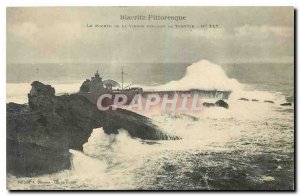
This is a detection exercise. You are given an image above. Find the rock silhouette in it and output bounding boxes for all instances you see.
[264,100,274,104]
[215,100,229,109]
[203,102,215,107]
[280,103,292,106]
[7,81,180,177]
[202,100,229,109]
[239,98,249,101]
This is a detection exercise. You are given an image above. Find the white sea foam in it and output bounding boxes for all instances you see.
[68,60,291,187]
[6,59,287,106]
[7,59,294,190]
[142,59,241,91]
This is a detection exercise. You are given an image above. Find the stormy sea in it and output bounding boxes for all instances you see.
[6,60,294,190]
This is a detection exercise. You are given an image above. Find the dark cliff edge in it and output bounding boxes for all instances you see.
[7,81,180,177]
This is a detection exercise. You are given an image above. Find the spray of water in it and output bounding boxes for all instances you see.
[7,59,293,190]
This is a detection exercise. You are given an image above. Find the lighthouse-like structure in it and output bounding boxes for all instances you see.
[89,70,106,92]
[79,69,143,105]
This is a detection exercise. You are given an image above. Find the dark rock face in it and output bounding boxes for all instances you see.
[202,100,229,109]
[280,103,292,106]
[7,102,29,113]
[203,102,215,107]
[7,81,179,177]
[264,100,274,104]
[79,79,91,92]
[28,81,55,111]
[239,98,249,101]
[215,100,229,109]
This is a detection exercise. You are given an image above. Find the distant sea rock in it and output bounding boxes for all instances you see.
[202,100,229,109]
[280,103,292,106]
[239,98,249,101]
[203,102,215,107]
[252,99,259,102]
[264,100,274,104]
[7,81,180,177]
[215,100,229,109]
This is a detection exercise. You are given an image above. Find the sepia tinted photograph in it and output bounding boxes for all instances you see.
[6,6,294,190]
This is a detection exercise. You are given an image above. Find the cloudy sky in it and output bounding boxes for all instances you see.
[7,7,294,64]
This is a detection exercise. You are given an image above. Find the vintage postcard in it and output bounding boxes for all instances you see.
[6,7,294,190]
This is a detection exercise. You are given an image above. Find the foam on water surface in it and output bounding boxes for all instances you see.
[7,60,294,190]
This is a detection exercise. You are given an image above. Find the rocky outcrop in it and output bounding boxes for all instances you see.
[264,100,274,104]
[7,81,179,177]
[28,81,55,111]
[280,102,292,106]
[215,100,229,109]
[239,98,249,101]
[79,79,91,92]
[252,99,259,102]
[202,100,229,109]
[203,102,215,107]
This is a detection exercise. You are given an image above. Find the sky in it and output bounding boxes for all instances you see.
[7,7,294,64]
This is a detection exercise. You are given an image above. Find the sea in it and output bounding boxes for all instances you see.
[6,60,294,190]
